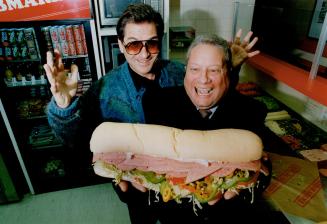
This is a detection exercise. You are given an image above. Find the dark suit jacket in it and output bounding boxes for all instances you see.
[143,86,267,134]
[142,86,274,224]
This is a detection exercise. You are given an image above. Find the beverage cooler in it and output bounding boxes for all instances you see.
[0,1,102,195]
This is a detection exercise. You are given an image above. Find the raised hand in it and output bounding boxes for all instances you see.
[230,29,260,68]
[43,49,79,108]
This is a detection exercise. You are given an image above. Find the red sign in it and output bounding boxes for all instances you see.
[0,0,91,21]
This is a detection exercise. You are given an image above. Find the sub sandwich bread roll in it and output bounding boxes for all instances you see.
[176,129,262,162]
[90,122,181,159]
[90,122,263,163]
[90,122,268,206]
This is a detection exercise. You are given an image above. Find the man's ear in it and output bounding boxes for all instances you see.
[117,39,124,53]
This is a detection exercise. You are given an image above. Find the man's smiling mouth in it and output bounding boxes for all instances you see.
[195,87,213,96]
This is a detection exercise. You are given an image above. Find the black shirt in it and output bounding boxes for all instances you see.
[128,64,160,91]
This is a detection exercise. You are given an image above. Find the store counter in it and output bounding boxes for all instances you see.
[237,82,327,223]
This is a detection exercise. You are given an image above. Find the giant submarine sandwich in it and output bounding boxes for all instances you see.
[90,122,268,206]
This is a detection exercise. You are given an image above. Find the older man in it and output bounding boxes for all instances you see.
[143,34,273,224]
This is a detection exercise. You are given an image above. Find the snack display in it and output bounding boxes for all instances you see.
[254,95,281,111]
[265,110,291,121]
[237,82,327,159]
[28,124,62,149]
[16,98,48,119]
[265,118,327,152]
[236,82,262,96]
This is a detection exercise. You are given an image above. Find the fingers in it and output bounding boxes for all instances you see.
[46,49,63,70]
[234,30,257,50]
[208,197,220,205]
[246,36,258,51]
[235,29,242,40]
[70,64,79,82]
[242,31,253,44]
[43,63,59,94]
[232,30,260,60]
[45,49,79,83]
[44,52,56,88]
[118,181,128,192]
[248,50,260,58]
[224,190,239,200]
[46,51,54,68]
[262,151,269,161]
[208,192,223,206]
[44,49,64,83]
[232,29,242,45]
[131,182,147,192]
[54,49,64,71]
[43,64,53,81]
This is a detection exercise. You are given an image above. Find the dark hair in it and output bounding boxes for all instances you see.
[116,3,164,42]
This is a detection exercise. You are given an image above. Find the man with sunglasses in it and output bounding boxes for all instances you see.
[44,3,260,224]
[44,4,185,224]
[45,2,184,169]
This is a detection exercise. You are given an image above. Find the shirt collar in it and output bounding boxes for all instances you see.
[197,106,218,119]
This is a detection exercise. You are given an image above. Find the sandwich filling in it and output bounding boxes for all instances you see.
[93,152,268,206]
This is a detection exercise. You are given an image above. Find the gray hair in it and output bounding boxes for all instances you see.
[186,34,231,70]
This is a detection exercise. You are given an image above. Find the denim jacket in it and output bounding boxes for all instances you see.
[47,60,185,148]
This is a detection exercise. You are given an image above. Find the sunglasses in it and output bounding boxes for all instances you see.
[123,39,160,55]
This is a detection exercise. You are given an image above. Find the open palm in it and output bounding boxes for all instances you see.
[230,29,260,68]
[43,49,78,108]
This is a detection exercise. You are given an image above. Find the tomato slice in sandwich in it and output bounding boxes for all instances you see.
[168,177,185,185]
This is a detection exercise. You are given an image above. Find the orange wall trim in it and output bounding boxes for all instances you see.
[247,53,327,106]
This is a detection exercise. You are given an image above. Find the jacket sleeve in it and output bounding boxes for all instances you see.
[46,83,102,150]
[47,96,81,148]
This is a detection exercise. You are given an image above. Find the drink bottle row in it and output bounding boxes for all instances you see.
[0,24,89,61]
[41,24,88,57]
[0,28,40,60]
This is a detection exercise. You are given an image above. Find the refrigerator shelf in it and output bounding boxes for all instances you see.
[0,59,41,63]
[62,55,88,59]
[20,115,47,121]
[4,75,47,88]
[30,143,63,151]
[19,115,47,120]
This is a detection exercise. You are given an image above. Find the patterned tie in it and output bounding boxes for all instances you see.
[199,109,212,119]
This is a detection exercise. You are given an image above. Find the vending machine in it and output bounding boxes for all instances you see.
[0,1,103,194]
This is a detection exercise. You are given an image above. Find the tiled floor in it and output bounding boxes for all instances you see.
[0,181,322,224]
[0,183,130,224]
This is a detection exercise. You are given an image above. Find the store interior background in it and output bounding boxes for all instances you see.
[1,0,327,223]
[168,0,327,133]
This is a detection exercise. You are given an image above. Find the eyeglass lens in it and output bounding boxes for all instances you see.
[124,40,160,55]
